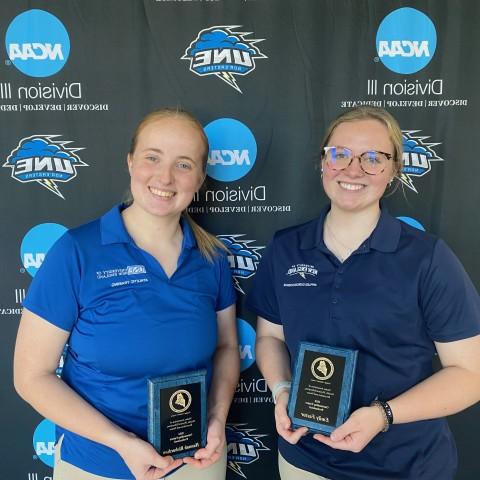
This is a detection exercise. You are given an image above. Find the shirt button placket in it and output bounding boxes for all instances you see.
[331,267,343,307]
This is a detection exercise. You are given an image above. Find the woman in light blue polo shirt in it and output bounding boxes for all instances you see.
[247,107,480,480]
[14,108,239,480]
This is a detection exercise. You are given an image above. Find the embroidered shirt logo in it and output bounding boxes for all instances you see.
[96,265,148,287]
[96,265,147,279]
[284,264,318,287]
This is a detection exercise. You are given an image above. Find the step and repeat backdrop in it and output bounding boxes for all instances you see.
[1,1,479,479]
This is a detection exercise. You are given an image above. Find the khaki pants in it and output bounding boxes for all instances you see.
[278,452,330,480]
[54,436,227,480]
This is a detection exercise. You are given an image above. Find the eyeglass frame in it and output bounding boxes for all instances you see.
[322,146,394,176]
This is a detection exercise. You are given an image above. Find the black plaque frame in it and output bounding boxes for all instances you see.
[288,342,357,435]
[148,369,207,459]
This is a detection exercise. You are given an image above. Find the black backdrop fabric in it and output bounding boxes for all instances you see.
[1,1,479,479]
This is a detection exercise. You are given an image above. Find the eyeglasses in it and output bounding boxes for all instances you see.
[323,146,393,175]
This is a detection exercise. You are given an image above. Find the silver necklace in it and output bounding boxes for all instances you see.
[324,217,355,261]
[324,213,379,262]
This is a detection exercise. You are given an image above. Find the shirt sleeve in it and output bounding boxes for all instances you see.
[23,231,81,332]
[214,251,237,311]
[421,238,480,342]
[245,239,282,324]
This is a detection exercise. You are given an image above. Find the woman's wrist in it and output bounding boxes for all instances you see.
[370,400,394,432]
[106,427,137,454]
[272,380,291,404]
[207,413,226,426]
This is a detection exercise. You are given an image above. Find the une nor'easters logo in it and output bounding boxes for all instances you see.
[3,135,87,199]
[226,424,269,478]
[182,26,267,93]
[401,130,443,193]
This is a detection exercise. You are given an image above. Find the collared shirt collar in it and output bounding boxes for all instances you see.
[100,205,197,250]
[299,203,401,253]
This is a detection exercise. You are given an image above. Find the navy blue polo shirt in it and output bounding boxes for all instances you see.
[247,206,480,480]
[24,205,236,479]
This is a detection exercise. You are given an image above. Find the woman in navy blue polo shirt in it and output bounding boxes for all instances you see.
[247,107,480,480]
[14,108,240,480]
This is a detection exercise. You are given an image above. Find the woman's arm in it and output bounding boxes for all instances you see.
[314,335,480,452]
[389,335,480,421]
[14,308,182,480]
[255,316,308,444]
[184,303,240,468]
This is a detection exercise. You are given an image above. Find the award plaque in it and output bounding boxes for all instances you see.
[288,342,358,435]
[148,370,207,459]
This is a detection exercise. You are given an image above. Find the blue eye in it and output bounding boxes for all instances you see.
[334,148,351,160]
[177,161,192,170]
[362,152,381,165]
[336,151,349,160]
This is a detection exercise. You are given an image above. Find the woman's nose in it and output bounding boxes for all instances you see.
[156,164,173,184]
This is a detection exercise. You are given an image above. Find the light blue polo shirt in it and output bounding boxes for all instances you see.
[24,205,236,479]
[246,206,480,480]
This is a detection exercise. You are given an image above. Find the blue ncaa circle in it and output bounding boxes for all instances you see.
[237,318,256,371]
[376,7,436,74]
[5,9,70,77]
[397,216,425,231]
[204,118,257,182]
[21,223,68,277]
[33,418,56,467]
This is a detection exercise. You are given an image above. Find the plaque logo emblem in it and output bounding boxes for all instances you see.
[169,389,192,414]
[311,357,334,381]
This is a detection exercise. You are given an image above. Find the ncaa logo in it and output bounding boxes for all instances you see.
[204,119,257,182]
[237,318,256,372]
[21,223,68,277]
[5,9,70,77]
[33,418,56,467]
[376,7,437,74]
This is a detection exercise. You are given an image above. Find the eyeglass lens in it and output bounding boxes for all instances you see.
[326,147,387,174]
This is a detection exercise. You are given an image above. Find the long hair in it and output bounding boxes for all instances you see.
[127,107,227,262]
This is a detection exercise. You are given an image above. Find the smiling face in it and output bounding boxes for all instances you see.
[127,115,206,221]
[321,119,395,215]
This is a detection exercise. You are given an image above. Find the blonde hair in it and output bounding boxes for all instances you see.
[320,106,403,177]
[127,107,227,262]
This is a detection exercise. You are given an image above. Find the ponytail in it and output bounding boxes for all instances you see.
[182,212,228,262]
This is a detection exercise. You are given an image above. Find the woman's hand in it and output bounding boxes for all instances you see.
[116,433,183,480]
[183,416,225,469]
[274,390,308,444]
[313,405,384,453]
